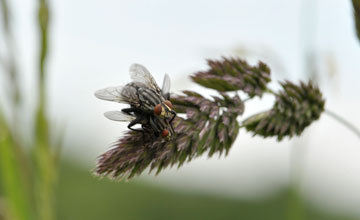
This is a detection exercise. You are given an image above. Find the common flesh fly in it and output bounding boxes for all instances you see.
[95,64,176,138]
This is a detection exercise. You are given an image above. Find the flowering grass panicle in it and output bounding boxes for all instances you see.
[95,91,244,179]
[242,81,325,140]
[95,57,325,179]
[191,57,271,97]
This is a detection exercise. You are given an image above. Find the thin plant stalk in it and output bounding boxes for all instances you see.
[0,1,34,220]
[325,109,360,139]
[33,0,56,220]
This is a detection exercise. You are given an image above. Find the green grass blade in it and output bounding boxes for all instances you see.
[0,114,33,220]
[33,1,57,220]
[353,0,360,42]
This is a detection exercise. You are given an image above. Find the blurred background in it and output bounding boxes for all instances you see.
[1,0,360,219]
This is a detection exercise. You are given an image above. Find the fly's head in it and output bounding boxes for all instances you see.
[159,117,174,140]
[153,100,175,119]
[161,128,170,139]
[160,126,174,140]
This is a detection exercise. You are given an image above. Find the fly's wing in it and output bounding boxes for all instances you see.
[95,86,125,102]
[95,84,139,106]
[129,64,162,94]
[104,111,135,122]
[161,74,171,100]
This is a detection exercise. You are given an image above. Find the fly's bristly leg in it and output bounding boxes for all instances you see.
[148,116,161,135]
[141,123,159,143]
[128,115,145,133]
[122,107,141,115]
[169,111,176,124]
[169,122,175,136]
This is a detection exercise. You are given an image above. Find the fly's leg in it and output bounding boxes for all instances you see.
[169,111,176,124]
[122,107,141,115]
[127,115,145,133]
[166,111,176,136]
[149,116,161,133]
[123,107,148,137]
[122,107,145,132]
[148,116,161,139]
[169,122,175,135]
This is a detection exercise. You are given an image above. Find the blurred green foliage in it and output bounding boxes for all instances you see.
[353,0,360,42]
[33,0,57,219]
[0,0,56,219]
[0,114,33,220]
[54,160,357,220]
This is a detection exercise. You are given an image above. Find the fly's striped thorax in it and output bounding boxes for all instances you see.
[138,87,164,111]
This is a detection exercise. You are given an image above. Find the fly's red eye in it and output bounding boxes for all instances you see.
[154,104,162,115]
[164,100,173,109]
[162,129,169,137]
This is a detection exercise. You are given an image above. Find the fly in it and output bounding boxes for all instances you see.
[95,64,177,138]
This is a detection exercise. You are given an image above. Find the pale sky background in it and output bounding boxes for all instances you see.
[3,0,360,218]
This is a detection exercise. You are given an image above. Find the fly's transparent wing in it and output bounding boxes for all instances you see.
[129,64,161,93]
[94,86,126,102]
[95,84,142,106]
[104,111,135,122]
[161,74,171,98]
